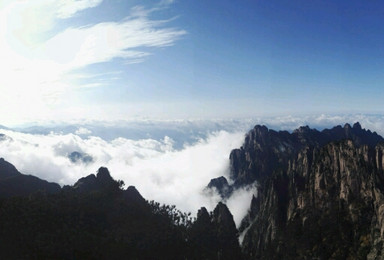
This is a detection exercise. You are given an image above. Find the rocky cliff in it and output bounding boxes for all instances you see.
[222,123,384,259]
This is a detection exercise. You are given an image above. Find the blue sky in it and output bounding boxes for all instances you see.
[0,0,384,125]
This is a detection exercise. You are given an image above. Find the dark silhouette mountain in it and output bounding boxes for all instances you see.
[217,122,384,259]
[189,203,243,259]
[0,159,243,259]
[0,158,60,198]
[71,167,120,193]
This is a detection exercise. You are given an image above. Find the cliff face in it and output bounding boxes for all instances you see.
[190,203,243,259]
[226,123,384,259]
[229,122,382,188]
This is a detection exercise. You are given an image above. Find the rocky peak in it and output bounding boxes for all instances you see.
[212,202,235,227]
[96,167,113,183]
[353,122,362,130]
[73,174,97,192]
[124,185,145,204]
[197,207,210,220]
[344,123,352,129]
[208,176,228,189]
[212,202,242,259]
[293,125,311,134]
[253,125,269,136]
[228,122,384,189]
[230,123,384,259]
[207,176,231,198]
[73,167,116,192]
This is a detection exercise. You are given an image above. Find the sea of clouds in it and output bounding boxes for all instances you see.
[1,114,384,226]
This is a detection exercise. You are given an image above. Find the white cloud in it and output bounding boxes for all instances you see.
[225,184,257,227]
[75,127,92,135]
[57,0,103,19]
[0,128,245,217]
[0,1,185,124]
[40,16,186,69]
[1,114,382,221]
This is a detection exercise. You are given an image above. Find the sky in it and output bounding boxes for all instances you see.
[1,0,384,125]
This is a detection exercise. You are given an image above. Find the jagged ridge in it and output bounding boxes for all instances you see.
[223,122,384,259]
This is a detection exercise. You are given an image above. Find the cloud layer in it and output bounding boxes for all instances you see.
[2,114,384,225]
[0,127,245,219]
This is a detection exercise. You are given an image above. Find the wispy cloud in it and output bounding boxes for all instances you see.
[57,0,104,19]
[0,1,185,124]
[40,15,186,69]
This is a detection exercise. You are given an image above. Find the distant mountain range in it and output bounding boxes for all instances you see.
[2,122,384,259]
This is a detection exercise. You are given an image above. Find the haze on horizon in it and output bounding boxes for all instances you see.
[0,0,383,126]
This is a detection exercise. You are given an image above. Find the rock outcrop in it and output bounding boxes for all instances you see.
[72,167,117,192]
[223,123,384,259]
[207,176,232,198]
[229,122,383,189]
[190,202,243,259]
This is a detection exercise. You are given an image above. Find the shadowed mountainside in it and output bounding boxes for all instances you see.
[0,160,242,259]
[209,122,384,259]
[0,158,60,198]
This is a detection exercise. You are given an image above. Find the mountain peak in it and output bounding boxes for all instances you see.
[197,207,209,219]
[124,186,145,204]
[293,125,311,133]
[207,176,231,197]
[213,202,235,225]
[73,167,116,192]
[0,158,20,180]
[353,122,362,130]
[96,167,114,184]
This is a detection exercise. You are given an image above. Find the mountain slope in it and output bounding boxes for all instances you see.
[222,123,384,259]
[0,158,60,197]
[0,160,242,259]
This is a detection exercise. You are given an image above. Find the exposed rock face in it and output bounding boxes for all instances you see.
[190,203,243,259]
[207,176,232,198]
[224,123,384,259]
[229,123,383,188]
[213,202,243,259]
[0,158,60,197]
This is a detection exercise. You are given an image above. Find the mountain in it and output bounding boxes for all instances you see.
[216,122,384,259]
[0,159,241,259]
[0,158,60,197]
[189,203,243,259]
[4,121,383,259]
